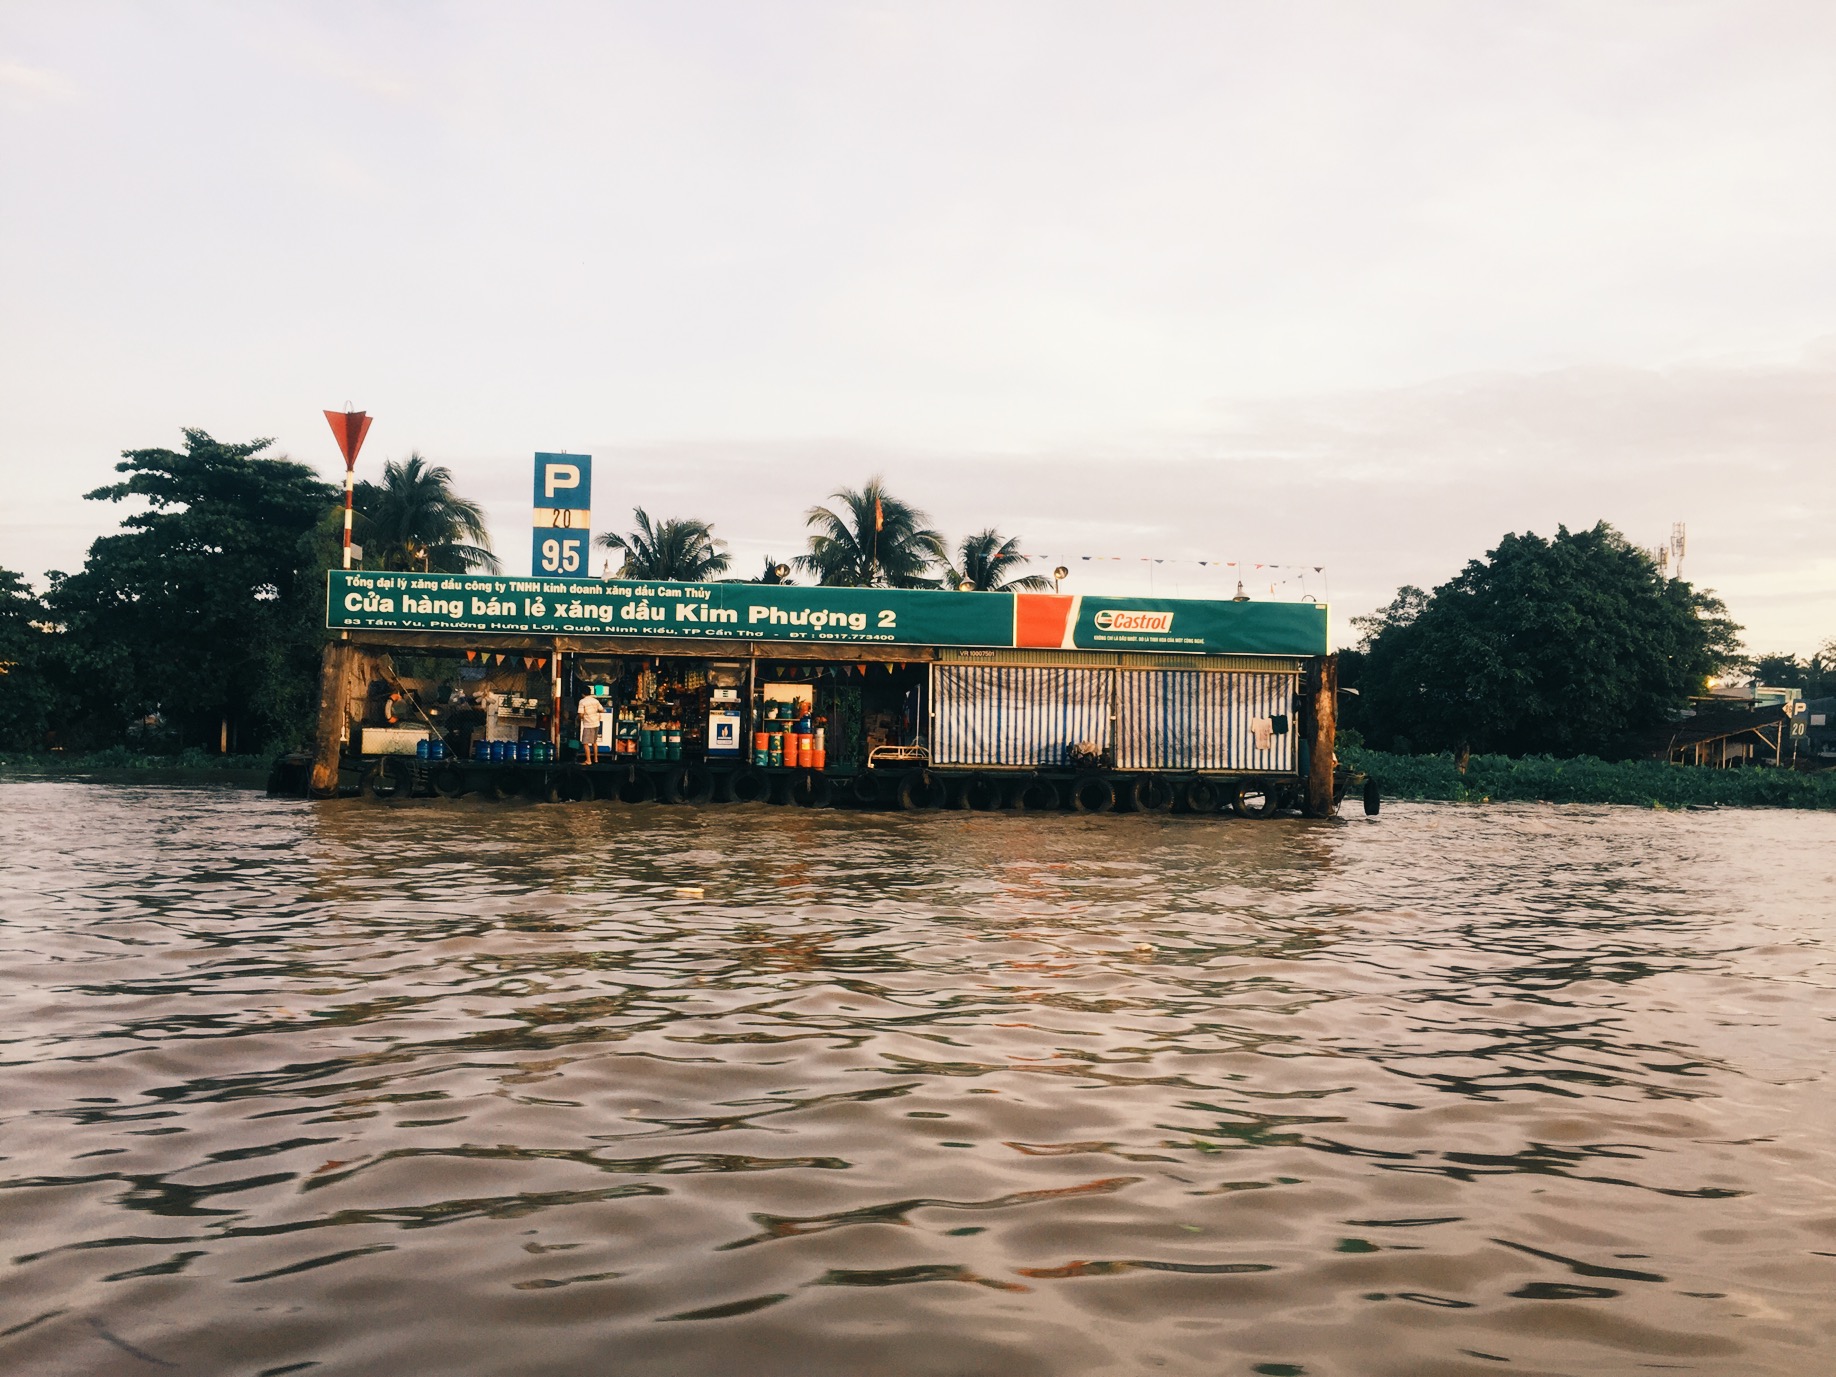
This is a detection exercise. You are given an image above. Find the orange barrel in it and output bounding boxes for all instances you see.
[798,739,814,769]
[753,731,770,753]
[812,748,826,771]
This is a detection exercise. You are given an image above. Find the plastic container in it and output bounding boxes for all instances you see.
[516,741,532,763]
[416,738,430,760]
[430,740,446,761]
[752,748,769,767]
[666,729,682,761]
[489,740,506,763]
[797,741,813,770]
[811,748,826,771]
[753,731,770,753]
[473,740,490,762]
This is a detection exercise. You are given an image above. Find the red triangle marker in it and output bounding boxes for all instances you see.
[323,409,373,471]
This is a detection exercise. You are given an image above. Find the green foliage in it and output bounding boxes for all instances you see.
[798,478,944,588]
[0,568,56,749]
[0,746,270,776]
[596,509,731,580]
[45,429,337,752]
[943,529,1052,592]
[1343,746,1836,810]
[353,452,499,573]
[1354,523,1742,759]
[1747,645,1835,697]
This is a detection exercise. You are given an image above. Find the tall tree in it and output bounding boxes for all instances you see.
[47,429,338,751]
[596,510,730,581]
[353,453,499,573]
[798,478,943,588]
[943,529,1052,591]
[1355,523,1742,758]
[0,568,54,749]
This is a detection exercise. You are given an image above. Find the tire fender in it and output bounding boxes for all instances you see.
[1130,774,1175,813]
[728,767,770,804]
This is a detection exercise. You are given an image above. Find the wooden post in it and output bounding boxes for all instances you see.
[1306,653,1338,818]
[550,640,563,753]
[309,641,353,798]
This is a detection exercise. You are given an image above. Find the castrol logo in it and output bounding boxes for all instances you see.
[1094,609,1174,633]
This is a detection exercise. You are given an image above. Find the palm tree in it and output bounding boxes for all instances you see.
[354,453,499,573]
[797,478,943,588]
[943,529,1052,591]
[596,509,730,581]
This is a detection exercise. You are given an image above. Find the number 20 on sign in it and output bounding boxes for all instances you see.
[531,453,592,576]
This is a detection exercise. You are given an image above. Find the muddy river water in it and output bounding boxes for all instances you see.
[1,780,1833,1376]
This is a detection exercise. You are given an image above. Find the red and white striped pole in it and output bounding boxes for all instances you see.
[323,409,373,568]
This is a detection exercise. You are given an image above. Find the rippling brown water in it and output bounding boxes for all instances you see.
[3,780,1834,1376]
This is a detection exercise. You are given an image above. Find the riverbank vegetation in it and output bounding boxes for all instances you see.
[1340,523,1743,760]
[0,429,500,756]
[1344,746,1836,810]
[0,747,271,784]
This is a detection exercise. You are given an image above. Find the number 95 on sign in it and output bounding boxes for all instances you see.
[534,531,588,575]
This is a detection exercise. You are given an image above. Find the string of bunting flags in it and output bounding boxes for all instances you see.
[465,651,549,670]
[1044,557,1330,598]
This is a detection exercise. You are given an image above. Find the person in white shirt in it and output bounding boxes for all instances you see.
[577,691,605,764]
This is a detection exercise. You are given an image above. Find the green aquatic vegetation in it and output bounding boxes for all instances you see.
[1342,747,1836,811]
[0,748,271,777]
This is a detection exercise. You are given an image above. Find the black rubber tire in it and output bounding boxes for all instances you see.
[849,772,882,807]
[897,770,948,811]
[617,769,656,805]
[960,774,1004,811]
[1363,777,1381,817]
[671,764,715,806]
[489,768,525,802]
[1183,778,1221,815]
[1069,776,1114,814]
[590,768,622,801]
[1015,776,1059,812]
[1231,783,1279,819]
[728,767,770,804]
[1131,774,1176,813]
[363,759,410,800]
[555,768,592,803]
[431,762,469,799]
[791,774,835,808]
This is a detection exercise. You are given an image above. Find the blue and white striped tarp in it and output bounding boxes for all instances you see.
[932,666,1114,766]
[1115,670,1298,771]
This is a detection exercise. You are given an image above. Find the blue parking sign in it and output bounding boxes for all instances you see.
[532,452,592,577]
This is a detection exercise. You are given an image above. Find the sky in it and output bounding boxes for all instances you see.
[2,0,1831,653]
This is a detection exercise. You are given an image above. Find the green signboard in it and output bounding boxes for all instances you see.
[326,572,1327,656]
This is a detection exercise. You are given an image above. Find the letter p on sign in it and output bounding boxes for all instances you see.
[532,452,592,511]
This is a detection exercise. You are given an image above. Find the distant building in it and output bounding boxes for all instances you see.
[1804,696,1836,766]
